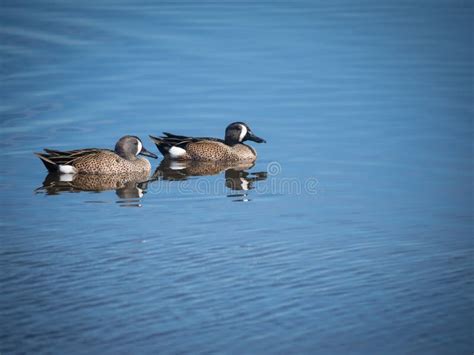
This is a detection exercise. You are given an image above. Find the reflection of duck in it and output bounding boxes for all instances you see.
[152,159,267,200]
[36,171,150,201]
[224,168,267,191]
[149,122,266,162]
[35,136,157,174]
[152,159,256,180]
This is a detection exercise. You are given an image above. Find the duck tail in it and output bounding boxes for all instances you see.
[35,152,59,172]
[149,135,171,156]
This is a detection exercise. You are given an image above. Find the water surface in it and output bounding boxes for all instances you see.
[1,1,472,354]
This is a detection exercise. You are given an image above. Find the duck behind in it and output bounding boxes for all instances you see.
[149,122,266,162]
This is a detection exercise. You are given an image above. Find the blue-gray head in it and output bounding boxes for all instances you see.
[224,122,266,145]
[115,135,158,160]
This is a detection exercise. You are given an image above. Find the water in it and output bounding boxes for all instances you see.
[1,1,472,353]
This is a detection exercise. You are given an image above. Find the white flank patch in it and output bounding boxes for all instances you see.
[136,140,143,155]
[239,124,247,142]
[169,146,187,158]
[59,165,77,174]
[137,187,144,198]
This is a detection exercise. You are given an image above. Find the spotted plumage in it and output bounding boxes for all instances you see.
[149,122,266,162]
[35,136,157,174]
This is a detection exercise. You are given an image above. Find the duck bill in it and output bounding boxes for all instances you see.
[246,132,266,143]
[139,146,158,159]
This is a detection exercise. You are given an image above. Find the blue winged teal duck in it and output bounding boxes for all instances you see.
[149,122,266,162]
[35,135,157,174]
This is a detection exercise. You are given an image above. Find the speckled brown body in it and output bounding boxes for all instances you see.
[184,141,257,161]
[36,148,153,175]
[71,151,152,174]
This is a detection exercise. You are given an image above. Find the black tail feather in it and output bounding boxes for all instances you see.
[35,153,59,172]
[149,135,172,156]
[162,132,189,139]
[43,148,66,155]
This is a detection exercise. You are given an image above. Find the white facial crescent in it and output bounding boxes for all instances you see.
[239,124,248,142]
[136,140,143,156]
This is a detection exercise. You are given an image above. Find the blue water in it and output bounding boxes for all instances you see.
[1,1,472,353]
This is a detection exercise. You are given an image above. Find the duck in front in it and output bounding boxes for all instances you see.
[149,122,266,162]
[35,135,157,174]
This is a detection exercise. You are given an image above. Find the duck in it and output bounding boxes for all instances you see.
[149,122,266,161]
[35,135,157,174]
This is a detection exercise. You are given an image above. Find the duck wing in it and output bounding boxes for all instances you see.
[35,148,112,172]
[150,132,224,156]
[162,132,224,144]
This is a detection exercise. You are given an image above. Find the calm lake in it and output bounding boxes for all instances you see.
[1,1,472,354]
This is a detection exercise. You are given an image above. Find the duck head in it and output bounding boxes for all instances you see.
[115,136,158,160]
[224,122,266,145]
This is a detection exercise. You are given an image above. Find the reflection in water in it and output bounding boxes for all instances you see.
[153,159,267,201]
[35,171,151,207]
[35,161,268,203]
[224,167,267,202]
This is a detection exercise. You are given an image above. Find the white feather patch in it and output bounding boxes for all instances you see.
[136,140,143,156]
[239,124,247,142]
[169,146,187,158]
[59,165,77,174]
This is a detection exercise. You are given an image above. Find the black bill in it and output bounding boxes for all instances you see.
[139,146,158,159]
[246,131,266,143]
